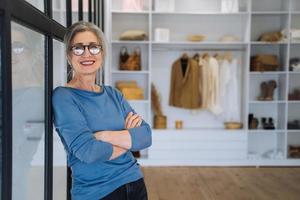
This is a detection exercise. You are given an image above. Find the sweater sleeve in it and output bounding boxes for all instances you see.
[114,88,152,151]
[52,88,113,164]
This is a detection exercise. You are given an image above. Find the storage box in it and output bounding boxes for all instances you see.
[154,28,170,42]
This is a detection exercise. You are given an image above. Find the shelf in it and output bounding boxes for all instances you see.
[251,11,289,15]
[112,40,149,44]
[250,71,286,75]
[153,128,246,132]
[111,10,150,14]
[128,100,149,104]
[249,100,286,104]
[289,71,300,74]
[151,11,249,15]
[248,129,286,133]
[250,41,288,45]
[290,41,300,44]
[287,130,300,133]
[152,41,247,50]
[111,70,150,74]
[288,100,300,104]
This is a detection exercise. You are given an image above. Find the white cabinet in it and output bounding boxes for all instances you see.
[105,0,300,166]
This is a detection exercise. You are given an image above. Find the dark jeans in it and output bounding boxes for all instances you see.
[101,178,148,200]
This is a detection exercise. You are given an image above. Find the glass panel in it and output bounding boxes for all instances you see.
[53,39,67,200]
[53,0,66,26]
[25,0,44,12]
[72,0,79,23]
[83,0,89,21]
[0,18,2,200]
[11,22,45,200]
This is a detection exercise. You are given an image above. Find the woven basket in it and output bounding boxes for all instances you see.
[154,115,167,129]
[224,122,243,129]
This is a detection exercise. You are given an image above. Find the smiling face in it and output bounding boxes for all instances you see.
[68,31,103,76]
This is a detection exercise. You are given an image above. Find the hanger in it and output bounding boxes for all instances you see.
[181,53,189,60]
[193,53,200,61]
[213,52,223,61]
[223,51,233,62]
[201,52,209,60]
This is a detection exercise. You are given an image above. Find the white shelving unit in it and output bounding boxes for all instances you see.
[105,0,300,166]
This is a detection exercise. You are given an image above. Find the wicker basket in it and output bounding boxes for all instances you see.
[224,122,243,129]
[154,115,167,129]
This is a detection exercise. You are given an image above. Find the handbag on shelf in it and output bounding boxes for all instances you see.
[250,54,279,71]
[119,47,141,71]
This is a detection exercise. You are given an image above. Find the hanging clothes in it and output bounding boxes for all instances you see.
[199,55,222,115]
[219,58,231,110]
[169,56,201,109]
[222,58,241,122]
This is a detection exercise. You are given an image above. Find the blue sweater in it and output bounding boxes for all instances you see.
[52,85,152,200]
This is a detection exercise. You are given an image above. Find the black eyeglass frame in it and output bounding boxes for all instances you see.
[70,43,103,56]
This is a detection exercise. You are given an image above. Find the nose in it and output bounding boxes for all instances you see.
[82,46,92,57]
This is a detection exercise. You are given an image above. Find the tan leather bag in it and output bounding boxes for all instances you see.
[250,54,279,71]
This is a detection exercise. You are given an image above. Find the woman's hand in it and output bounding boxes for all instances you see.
[125,112,142,129]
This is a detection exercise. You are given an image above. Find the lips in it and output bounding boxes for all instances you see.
[80,60,95,66]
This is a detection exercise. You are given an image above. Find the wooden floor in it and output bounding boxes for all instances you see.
[142,167,300,200]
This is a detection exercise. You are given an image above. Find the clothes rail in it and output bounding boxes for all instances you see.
[152,47,246,52]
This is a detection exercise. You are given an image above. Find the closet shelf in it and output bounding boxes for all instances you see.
[250,71,286,75]
[288,101,300,104]
[151,11,249,16]
[250,41,288,45]
[248,129,286,133]
[111,70,150,74]
[249,100,286,104]
[128,100,150,104]
[251,11,289,15]
[153,128,246,133]
[112,40,149,44]
[287,130,300,133]
[111,10,150,14]
[289,71,300,74]
[152,41,247,50]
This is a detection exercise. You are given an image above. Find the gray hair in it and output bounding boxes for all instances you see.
[64,21,107,64]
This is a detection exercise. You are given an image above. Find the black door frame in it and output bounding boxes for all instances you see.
[0,0,104,199]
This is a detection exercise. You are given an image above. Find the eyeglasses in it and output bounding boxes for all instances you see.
[70,43,103,56]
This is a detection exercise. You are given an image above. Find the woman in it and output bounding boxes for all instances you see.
[52,21,152,200]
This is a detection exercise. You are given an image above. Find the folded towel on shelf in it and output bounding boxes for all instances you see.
[116,81,144,100]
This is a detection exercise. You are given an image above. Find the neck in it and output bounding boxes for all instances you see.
[69,73,99,92]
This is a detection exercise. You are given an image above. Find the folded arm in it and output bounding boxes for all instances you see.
[53,89,114,164]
